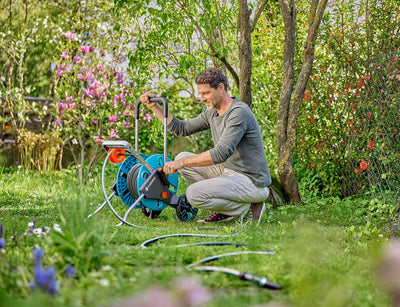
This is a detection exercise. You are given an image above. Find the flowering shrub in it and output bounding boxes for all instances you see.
[296,0,400,201]
[53,31,155,182]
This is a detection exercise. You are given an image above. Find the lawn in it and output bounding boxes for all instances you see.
[0,165,394,307]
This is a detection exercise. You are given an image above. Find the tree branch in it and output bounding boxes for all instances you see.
[251,0,269,32]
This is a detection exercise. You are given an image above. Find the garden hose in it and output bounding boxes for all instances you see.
[140,233,282,290]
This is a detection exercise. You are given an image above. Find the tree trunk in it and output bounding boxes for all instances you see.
[238,0,253,106]
[277,0,328,204]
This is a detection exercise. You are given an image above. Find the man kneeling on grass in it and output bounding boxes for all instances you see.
[140,68,271,223]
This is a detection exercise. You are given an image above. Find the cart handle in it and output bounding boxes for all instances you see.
[134,97,169,164]
[134,97,168,119]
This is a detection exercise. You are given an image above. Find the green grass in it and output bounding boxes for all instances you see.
[0,165,395,307]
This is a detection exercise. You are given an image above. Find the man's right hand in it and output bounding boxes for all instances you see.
[140,91,157,108]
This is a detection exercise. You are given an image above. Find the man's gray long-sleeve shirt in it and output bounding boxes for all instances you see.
[167,97,272,188]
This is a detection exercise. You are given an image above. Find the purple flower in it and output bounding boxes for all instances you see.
[123,121,131,127]
[77,73,84,81]
[91,118,98,124]
[72,55,82,63]
[65,265,76,278]
[89,80,107,99]
[95,136,104,143]
[116,72,124,84]
[34,265,47,288]
[55,119,63,127]
[0,224,3,237]
[0,237,5,250]
[33,246,44,264]
[110,129,119,139]
[60,51,69,59]
[85,72,94,83]
[80,45,90,55]
[66,96,73,103]
[56,67,63,77]
[33,265,59,295]
[97,64,104,72]
[143,112,153,122]
[83,88,90,98]
[62,31,77,40]
[109,115,117,123]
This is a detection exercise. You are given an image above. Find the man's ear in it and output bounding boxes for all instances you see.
[218,83,225,92]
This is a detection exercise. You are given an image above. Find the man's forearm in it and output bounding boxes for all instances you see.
[180,151,214,167]
[149,103,174,125]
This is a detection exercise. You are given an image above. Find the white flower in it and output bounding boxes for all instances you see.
[1,76,5,82]
[28,222,35,228]
[101,265,112,271]
[99,278,110,287]
[53,224,62,233]
[33,228,43,236]
[43,105,47,111]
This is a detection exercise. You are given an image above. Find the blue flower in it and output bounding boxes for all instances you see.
[32,246,44,265]
[0,224,4,237]
[33,265,59,295]
[65,265,76,278]
[0,237,5,250]
[34,265,47,288]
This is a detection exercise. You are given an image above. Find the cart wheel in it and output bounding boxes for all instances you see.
[176,194,198,222]
[141,207,162,219]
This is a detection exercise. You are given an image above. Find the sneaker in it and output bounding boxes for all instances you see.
[250,202,266,223]
[197,212,235,223]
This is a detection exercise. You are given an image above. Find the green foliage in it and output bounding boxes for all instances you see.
[296,0,400,199]
[119,0,240,92]
[0,165,397,306]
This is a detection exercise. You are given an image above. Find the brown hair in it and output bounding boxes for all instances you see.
[195,68,228,91]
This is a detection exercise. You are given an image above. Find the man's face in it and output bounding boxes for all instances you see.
[197,83,224,109]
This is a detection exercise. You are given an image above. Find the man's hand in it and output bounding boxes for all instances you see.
[140,91,157,108]
[163,160,185,175]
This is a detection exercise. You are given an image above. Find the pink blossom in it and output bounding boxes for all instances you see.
[109,115,117,123]
[61,51,69,59]
[86,72,94,83]
[89,46,94,52]
[116,73,124,84]
[77,74,84,81]
[97,64,104,72]
[89,80,108,99]
[95,136,104,143]
[123,109,132,116]
[143,112,153,122]
[55,119,63,127]
[91,118,98,124]
[123,121,131,127]
[56,65,64,77]
[72,55,82,63]
[110,129,119,138]
[80,46,90,55]
[83,88,90,98]
[66,96,73,103]
[100,50,105,57]
[64,64,71,73]
[62,31,77,40]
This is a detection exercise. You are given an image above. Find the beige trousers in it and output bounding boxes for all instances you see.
[176,152,270,216]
